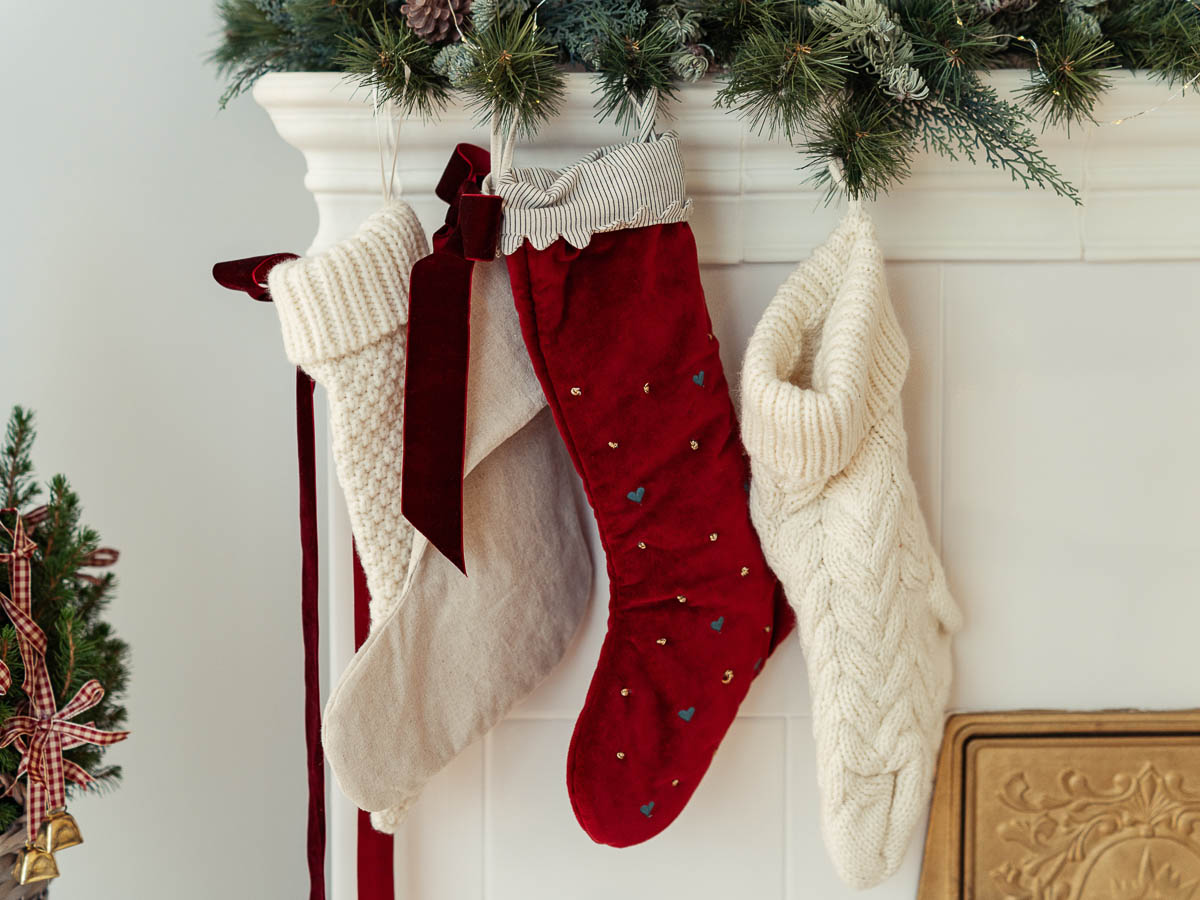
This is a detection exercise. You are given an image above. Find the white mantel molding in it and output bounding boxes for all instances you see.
[254,70,1200,263]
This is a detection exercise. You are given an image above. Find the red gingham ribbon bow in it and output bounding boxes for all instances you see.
[0,679,129,839]
[0,510,54,718]
[0,509,129,840]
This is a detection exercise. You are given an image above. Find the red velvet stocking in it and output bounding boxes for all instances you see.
[506,221,793,847]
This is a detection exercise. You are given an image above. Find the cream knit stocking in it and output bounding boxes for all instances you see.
[268,202,427,625]
[319,254,592,828]
[740,204,962,889]
[269,203,591,829]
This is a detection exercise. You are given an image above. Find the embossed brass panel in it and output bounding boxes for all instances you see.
[918,710,1200,900]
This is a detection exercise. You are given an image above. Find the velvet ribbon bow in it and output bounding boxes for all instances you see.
[400,143,502,575]
[212,253,298,301]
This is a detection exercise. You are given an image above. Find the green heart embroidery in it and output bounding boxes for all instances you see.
[692,371,705,386]
[710,616,724,632]
[678,707,695,722]
[640,801,655,817]
[627,486,645,503]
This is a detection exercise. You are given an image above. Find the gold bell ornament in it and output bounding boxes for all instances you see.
[34,808,83,854]
[11,842,58,885]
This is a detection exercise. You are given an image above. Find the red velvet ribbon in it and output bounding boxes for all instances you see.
[401,144,502,575]
[212,254,327,900]
[353,546,395,900]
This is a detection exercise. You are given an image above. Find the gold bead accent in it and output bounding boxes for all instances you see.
[689,440,699,450]
[709,532,718,542]
[656,637,667,646]
[764,626,771,633]
[707,332,714,341]
[620,688,630,697]
[677,595,687,603]
[637,542,647,550]
[608,441,619,449]
[740,567,750,577]
[570,387,582,396]
[671,779,680,786]
[616,751,626,760]
[722,669,734,684]
[643,383,651,394]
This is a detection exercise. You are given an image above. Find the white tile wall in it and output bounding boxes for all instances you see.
[382,258,1200,900]
[942,263,1200,712]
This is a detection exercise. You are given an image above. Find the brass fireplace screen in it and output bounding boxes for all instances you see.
[919,710,1200,899]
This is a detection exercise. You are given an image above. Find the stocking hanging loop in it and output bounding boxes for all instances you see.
[373,86,404,204]
[486,112,520,193]
[828,159,862,212]
[634,87,659,142]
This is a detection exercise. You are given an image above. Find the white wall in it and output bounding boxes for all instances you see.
[1,3,316,897]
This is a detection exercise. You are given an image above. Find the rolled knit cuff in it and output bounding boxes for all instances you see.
[267,202,429,366]
[496,132,692,255]
[741,205,910,484]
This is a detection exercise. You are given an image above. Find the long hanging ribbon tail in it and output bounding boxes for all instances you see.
[297,370,326,900]
[400,143,502,576]
[211,254,326,900]
[353,546,395,900]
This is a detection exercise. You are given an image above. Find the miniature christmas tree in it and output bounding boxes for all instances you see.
[0,407,130,891]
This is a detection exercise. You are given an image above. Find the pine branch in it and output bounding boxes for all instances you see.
[459,13,566,138]
[1106,0,1200,83]
[2,407,39,511]
[810,0,931,101]
[716,13,851,139]
[804,87,917,199]
[593,18,681,131]
[900,0,1004,101]
[539,0,648,65]
[1016,18,1116,131]
[906,73,1081,201]
[212,0,348,107]
[0,407,130,799]
[336,13,452,118]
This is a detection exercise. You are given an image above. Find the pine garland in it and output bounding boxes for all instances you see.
[0,408,130,833]
[212,0,1200,199]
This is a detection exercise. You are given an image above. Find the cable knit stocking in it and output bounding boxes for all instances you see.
[740,203,962,889]
[500,134,792,848]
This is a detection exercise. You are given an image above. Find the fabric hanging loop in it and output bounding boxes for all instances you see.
[373,88,403,204]
[826,159,862,213]
[635,87,659,143]
[486,110,521,193]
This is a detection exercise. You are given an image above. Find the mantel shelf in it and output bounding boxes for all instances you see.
[254,71,1200,263]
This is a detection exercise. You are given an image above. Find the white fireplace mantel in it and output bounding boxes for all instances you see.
[252,71,1200,900]
[255,70,1200,263]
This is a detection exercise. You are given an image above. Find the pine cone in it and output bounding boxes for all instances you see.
[401,0,472,43]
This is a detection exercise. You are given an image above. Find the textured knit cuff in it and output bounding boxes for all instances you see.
[496,133,692,255]
[740,205,910,484]
[267,202,428,366]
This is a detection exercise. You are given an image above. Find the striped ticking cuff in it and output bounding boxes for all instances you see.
[496,132,693,256]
